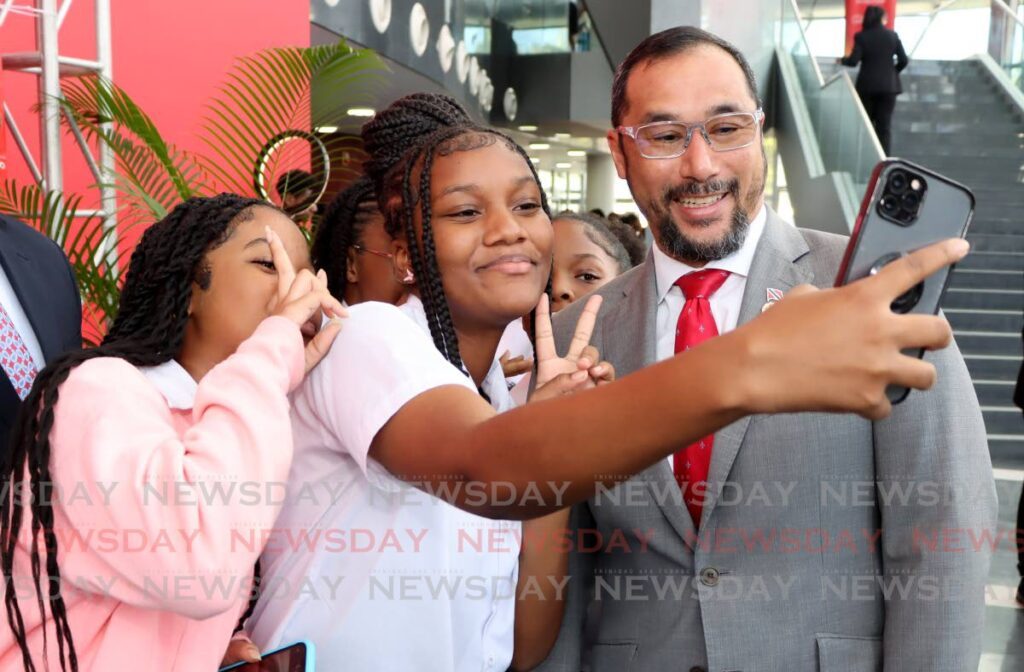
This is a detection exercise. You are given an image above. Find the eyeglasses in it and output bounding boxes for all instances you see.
[352,244,393,259]
[617,109,764,159]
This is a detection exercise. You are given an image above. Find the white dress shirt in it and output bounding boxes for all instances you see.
[0,263,45,369]
[250,302,521,672]
[401,294,519,413]
[654,206,767,469]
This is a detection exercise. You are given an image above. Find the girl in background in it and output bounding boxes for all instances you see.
[311,176,409,306]
[550,210,631,313]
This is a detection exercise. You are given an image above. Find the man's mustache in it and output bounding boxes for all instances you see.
[662,178,739,205]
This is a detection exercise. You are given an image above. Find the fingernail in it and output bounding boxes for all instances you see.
[265,226,272,242]
[592,364,605,375]
[246,645,262,661]
[572,370,587,382]
[952,239,969,255]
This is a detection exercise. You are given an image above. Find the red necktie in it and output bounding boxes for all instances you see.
[672,269,730,526]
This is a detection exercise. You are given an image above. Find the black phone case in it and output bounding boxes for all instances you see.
[834,158,974,403]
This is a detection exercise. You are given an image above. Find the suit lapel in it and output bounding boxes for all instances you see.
[603,254,699,546]
[699,212,814,528]
[0,222,62,362]
[600,253,657,379]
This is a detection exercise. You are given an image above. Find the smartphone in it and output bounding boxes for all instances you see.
[218,640,315,672]
[834,158,974,404]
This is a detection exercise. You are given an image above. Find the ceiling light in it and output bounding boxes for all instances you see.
[554,133,571,139]
[567,150,586,157]
[346,107,375,117]
[556,162,571,168]
[529,157,540,164]
[315,126,339,134]
[529,143,550,150]
[518,125,538,132]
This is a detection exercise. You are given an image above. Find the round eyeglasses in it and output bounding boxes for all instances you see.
[352,244,393,259]
[617,108,764,159]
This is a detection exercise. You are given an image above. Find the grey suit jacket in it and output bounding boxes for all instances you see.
[538,210,997,672]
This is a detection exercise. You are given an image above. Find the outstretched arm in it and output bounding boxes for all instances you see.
[369,240,967,519]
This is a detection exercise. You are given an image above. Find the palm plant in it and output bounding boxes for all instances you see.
[0,38,384,343]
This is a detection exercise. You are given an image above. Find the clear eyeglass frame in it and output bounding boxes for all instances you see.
[352,244,393,259]
[617,108,765,159]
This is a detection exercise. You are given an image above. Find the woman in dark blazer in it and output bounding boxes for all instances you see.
[840,5,909,154]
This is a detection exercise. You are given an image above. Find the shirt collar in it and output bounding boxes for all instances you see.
[400,295,518,411]
[139,359,198,410]
[653,204,767,303]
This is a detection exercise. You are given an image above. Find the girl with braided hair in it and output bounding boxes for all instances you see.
[311,176,407,306]
[244,118,965,672]
[360,91,472,195]
[0,194,344,672]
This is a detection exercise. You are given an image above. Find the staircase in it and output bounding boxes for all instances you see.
[890,60,1024,466]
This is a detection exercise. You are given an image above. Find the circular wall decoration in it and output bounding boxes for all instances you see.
[455,40,469,83]
[368,0,391,33]
[252,130,331,219]
[479,76,494,112]
[436,24,455,73]
[468,57,480,95]
[409,3,430,57]
[502,87,517,121]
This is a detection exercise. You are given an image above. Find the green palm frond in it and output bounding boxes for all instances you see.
[59,76,204,219]
[198,38,385,198]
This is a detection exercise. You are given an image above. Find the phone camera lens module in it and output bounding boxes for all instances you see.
[889,171,909,194]
[880,195,899,214]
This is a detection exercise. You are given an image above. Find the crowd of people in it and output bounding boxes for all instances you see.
[0,25,994,672]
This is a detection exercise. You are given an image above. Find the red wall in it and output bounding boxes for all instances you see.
[1,0,309,201]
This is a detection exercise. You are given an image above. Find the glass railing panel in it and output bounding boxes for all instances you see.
[779,0,884,191]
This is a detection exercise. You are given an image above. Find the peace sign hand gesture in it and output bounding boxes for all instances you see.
[530,293,615,402]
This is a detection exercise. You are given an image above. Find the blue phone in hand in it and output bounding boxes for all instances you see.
[218,640,315,672]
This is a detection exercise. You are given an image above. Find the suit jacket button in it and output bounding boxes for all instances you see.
[699,567,719,587]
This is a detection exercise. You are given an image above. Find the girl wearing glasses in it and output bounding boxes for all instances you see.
[312,177,409,307]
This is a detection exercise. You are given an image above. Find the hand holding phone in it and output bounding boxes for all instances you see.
[219,640,315,672]
[834,158,973,403]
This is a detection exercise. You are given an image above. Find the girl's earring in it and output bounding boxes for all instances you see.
[402,268,415,284]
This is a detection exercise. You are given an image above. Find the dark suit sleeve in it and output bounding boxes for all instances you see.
[894,34,909,72]
[840,32,863,67]
[56,237,82,350]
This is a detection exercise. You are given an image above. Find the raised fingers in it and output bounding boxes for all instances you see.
[565,295,603,360]
[533,294,558,363]
[266,226,296,299]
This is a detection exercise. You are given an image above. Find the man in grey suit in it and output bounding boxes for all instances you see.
[539,27,996,672]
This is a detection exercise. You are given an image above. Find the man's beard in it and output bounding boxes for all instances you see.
[654,177,751,264]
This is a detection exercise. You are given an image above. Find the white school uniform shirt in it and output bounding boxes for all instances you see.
[654,205,766,470]
[249,301,521,672]
[0,263,45,369]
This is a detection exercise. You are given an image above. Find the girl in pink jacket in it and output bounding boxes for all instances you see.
[0,193,343,672]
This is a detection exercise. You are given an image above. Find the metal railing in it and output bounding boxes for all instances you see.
[779,0,884,196]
